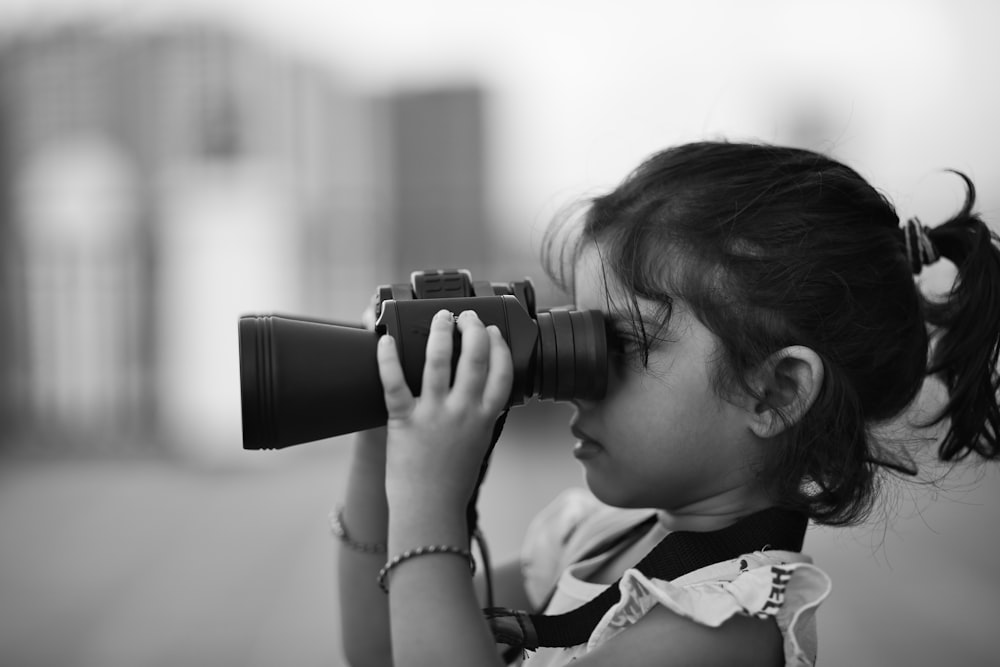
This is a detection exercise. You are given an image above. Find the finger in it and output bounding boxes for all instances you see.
[376,335,415,417]
[451,310,491,400]
[482,325,514,411]
[421,309,456,399]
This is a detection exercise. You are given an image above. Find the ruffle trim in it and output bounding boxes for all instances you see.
[589,560,832,667]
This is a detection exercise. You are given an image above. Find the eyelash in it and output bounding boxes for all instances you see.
[608,327,644,357]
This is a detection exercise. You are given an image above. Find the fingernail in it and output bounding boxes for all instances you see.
[435,309,453,322]
[458,310,480,322]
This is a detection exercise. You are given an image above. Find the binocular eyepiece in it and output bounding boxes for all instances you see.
[238,269,608,450]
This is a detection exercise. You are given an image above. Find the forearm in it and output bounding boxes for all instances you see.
[337,428,392,667]
[374,309,513,667]
[385,499,504,667]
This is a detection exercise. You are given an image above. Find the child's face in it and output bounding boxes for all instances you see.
[569,243,764,514]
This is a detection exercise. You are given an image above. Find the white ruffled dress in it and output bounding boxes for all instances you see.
[518,489,832,667]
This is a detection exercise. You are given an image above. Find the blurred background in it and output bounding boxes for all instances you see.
[0,0,998,665]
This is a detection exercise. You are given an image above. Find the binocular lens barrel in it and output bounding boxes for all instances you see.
[239,316,388,449]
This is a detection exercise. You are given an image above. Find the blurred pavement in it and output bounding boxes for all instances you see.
[2,403,999,667]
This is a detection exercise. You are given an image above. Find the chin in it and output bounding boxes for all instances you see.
[583,472,645,509]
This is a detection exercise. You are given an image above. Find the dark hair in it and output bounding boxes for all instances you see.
[543,141,1000,526]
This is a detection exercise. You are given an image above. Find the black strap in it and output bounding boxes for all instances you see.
[486,505,807,652]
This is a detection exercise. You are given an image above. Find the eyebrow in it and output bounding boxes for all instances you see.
[605,304,668,327]
[608,302,675,341]
[605,314,659,342]
[605,314,642,328]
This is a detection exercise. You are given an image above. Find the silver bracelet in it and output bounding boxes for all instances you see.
[377,544,476,593]
[329,506,387,554]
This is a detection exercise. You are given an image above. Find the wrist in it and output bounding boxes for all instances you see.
[330,505,387,554]
[377,544,475,593]
[346,429,389,487]
[352,426,387,459]
[387,499,469,551]
[385,479,471,519]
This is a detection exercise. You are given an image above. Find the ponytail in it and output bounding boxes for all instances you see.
[919,172,1000,461]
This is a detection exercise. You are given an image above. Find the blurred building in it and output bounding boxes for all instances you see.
[0,25,148,454]
[0,21,491,458]
[387,86,488,277]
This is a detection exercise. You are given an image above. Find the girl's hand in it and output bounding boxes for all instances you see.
[376,308,513,509]
[353,292,387,456]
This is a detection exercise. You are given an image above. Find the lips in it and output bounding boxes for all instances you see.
[571,425,597,443]
[570,424,604,460]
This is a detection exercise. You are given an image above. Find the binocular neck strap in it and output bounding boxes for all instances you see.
[466,409,510,541]
[485,505,808,655]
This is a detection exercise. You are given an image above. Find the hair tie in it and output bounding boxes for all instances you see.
[903,217,940,274]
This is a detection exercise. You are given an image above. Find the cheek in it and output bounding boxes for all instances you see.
[601,366,641,412]
[605,367,718,439]
[601,373,671,434]
[606,358,656,395]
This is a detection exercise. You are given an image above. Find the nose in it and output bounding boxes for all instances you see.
[570,372,612,411]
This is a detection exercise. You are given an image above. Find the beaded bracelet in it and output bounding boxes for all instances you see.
[328,506,387,554]
[377,545,476,593]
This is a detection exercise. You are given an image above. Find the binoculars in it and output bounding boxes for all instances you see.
[238,269,608,450]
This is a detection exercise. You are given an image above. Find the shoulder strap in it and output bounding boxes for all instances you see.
[485,506,807,652]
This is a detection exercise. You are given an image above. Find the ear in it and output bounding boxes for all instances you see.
[747,346,824,439]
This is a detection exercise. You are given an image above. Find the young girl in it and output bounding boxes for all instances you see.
[333,141,1000,667]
